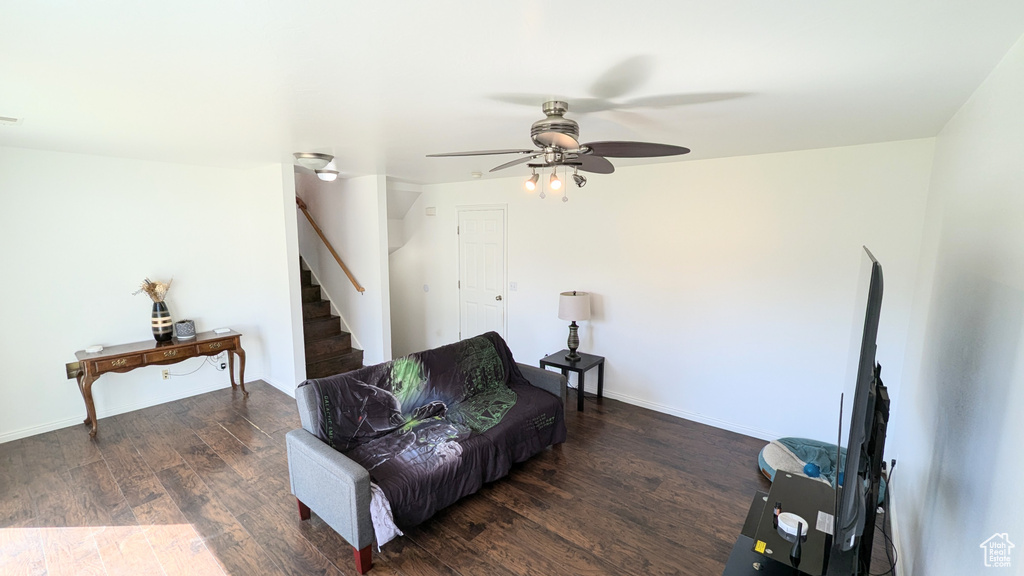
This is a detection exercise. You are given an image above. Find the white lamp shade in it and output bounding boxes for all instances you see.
[558,291,591,321]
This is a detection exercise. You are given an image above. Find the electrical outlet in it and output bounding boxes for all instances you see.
[161,369,170,380]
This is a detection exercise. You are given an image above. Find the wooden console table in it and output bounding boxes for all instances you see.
[66,330,246,437]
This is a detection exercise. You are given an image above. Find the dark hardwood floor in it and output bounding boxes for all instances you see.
[1,380,894,575]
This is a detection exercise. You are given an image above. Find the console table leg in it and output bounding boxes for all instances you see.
[236,346,247,396]
[79,373,99,437]
[75,371,88,419]
[228,350,236,388]
[597,361,605,399]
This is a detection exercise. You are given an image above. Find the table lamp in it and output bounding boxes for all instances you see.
[558,291,591,361]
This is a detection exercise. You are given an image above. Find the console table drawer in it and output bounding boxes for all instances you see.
[197,339,234,354]
[94,356,142,372]
[144,347,197,363]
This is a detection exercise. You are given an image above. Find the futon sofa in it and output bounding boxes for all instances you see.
[286,332,567,574]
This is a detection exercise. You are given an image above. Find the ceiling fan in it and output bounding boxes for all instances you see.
[426,100,690,195]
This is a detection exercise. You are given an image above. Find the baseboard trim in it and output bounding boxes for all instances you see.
[261,375,296,398]
[600,389,779,441]
[0,374,265,444]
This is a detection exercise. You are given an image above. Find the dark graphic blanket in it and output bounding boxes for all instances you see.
[301,332,566,527]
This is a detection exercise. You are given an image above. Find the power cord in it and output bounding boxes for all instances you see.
[167,353,228,377]
[870,460,898,576]
[167,357,211,377]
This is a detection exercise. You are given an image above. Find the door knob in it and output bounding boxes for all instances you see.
[495,295,503,301]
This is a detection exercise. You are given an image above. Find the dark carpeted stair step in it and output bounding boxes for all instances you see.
[301,284,321,303]
[302,299,332,321]
[304,316,341,341]
[305,332,353,363]
[306,348,364,379]
[300,268,312,287]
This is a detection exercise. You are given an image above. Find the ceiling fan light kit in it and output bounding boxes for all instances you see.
[572,168,587,188]
[549,170,562,191]
[428,100,690,199]
[524,170,539,191]
[293,152,334,171]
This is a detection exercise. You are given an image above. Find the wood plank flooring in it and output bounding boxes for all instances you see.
[0,380,891,575]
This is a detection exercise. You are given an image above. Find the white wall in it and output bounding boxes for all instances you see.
[891,35,1024,576]
[0,147,300,442]
[389,139,934,441]
[296,171,392,364]
[279,167,307,387]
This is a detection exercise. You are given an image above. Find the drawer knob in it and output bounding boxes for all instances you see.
[111,358,127,368]
[164,350,178,358]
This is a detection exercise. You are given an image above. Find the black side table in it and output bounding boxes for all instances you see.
[539,350,605,412]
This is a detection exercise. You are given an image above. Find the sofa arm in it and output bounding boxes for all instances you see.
[519,362,567,404]
[286,429,375,551]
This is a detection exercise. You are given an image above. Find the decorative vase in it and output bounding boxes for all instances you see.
[175,319,196,340]
[151,301,173,342]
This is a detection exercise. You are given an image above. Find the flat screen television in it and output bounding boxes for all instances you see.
[828,246,890,574]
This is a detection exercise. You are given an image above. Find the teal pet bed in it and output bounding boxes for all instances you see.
[758,437,886,503]
[759,437,843,486]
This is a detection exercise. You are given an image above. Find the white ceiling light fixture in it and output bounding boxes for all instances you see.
[294,152,334,171]
[315,169,340,182]
[315,159,341,182]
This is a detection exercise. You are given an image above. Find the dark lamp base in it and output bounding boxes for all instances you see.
[565,321,581,363]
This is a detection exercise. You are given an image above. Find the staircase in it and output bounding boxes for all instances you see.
[301,263,364,379]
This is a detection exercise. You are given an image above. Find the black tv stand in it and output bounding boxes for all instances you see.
[723,383,889,576]
[722,474,854,576]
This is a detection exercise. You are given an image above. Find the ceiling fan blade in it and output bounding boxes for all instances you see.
[588,55,654,99]
[534,131,580,149]
[622,92,749,109]
[583,141,690,158]
[486,93,556,108]
[555,98,612,114]
[573,154,615,174]
[489,153,542,173]
[601,108,661,130]
[427,149,536,157]
[488,94,611,114]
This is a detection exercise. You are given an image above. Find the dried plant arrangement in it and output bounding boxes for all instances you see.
[133,278,173,302]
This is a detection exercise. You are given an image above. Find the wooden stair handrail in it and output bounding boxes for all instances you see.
[296,197,365,294]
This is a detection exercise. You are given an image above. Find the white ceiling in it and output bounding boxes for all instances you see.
[3,2,1024,185]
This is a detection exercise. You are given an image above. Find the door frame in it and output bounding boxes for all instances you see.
[456,204,508,340]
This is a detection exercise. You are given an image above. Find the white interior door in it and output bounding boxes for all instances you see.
[458,208,506,340]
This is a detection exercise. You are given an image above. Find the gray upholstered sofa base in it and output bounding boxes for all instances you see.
[287,362,567,574]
